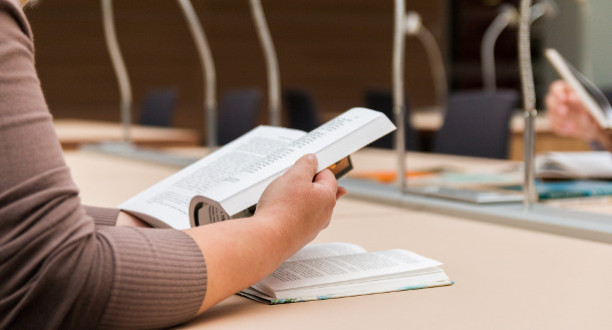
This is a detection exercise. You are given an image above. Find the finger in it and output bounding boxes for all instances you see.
[286,154,318,181]
[336,186,347,199]
[567,90,580,106]
[545,94,562,115]
[558,81,573,100]
[551,80,568,101]
[313,168,339,193]
[567,93,591,115]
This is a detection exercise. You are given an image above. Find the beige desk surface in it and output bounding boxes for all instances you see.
[53,119,200,150]
[64,149,612,330]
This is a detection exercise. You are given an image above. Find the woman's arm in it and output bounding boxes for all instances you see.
[0,3,206,328]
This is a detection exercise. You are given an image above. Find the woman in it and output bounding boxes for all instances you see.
[0,0,345,328]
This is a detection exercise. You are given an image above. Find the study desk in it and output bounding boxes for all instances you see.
[64,149,612,329]
[53,119,200,150]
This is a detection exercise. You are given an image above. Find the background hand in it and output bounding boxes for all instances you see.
[545,80,612,150]
[545,80,601,141]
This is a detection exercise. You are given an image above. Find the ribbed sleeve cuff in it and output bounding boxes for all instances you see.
[96,227,207,329]
[84,205,120,227]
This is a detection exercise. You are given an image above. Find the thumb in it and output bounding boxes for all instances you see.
[313,168,339,194]
[286,154,318,181]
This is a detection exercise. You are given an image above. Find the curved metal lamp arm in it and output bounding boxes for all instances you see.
[417,25,448,111]
[177,0,218,148]
[518,0,538,207]
[405,11,447,112]
[481,5,517,92]
[530,0,559,23]
[249,0,281,127]
[393,0,408,192]
[101,0,132,144]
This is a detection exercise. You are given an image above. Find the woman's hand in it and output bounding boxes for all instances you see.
[255,154,347,257]
[545,80,610,148]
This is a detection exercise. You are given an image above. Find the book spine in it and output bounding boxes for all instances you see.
[538,190,605,200]
[189,196,231,227]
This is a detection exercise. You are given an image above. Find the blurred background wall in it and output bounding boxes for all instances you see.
[27,0,443,133]
[26,0,606,139]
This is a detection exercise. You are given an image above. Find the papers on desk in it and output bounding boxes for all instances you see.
[348,165,524,204]
[504,180,612,200]
[409,186,524,204]
[536,151,612,179]
[349,166,522,187]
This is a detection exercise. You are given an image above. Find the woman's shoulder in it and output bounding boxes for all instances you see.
[0,0,32,40]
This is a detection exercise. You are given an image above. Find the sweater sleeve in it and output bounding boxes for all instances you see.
[0,2,207,329]
[84,205,121,227]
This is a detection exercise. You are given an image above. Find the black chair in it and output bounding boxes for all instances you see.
[363,89,420,150]
[433,89,519,159]
[284,88,320,132]
[139,88,178,127]
[217,88,262,145]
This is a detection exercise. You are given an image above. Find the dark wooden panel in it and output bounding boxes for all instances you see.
[24,0,447,138]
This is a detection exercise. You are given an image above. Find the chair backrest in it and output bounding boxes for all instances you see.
[217,88,262,145]
[284,89,320,132]
[139,88,178,127]
[433,89,519,159]
[364,89,420,150]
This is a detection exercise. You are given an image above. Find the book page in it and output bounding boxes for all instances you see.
[206,107,396,216]
[119,126,306,229]
[273,267,449,300]
[545,48,612,129]
[243,266,450,302]
[536,151,612,178]
[254,249,441,292]
[285,243,367,262]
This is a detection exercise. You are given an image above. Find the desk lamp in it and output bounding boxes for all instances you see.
[177,0,218,148]
[530,0,559,23]
[101,0,219,150]
[518,0,538,206]
[520,0,586,207]
[96,0,215,166]
[481,4,518,92]
[404,11,447,112]
[101,0,132,144]
[393,2,448,191]
[482,1,558,92]
[393,0,408,191]
[249,0,282,126]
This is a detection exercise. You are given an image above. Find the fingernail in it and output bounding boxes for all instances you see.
[307,154,317,164]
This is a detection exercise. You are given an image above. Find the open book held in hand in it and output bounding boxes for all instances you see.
[545,48,612,129]
[536,151,612,179]
[119,108,396,229]
[239,242,452,304]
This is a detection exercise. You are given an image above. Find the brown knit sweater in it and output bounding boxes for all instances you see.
[0,1,207,328]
